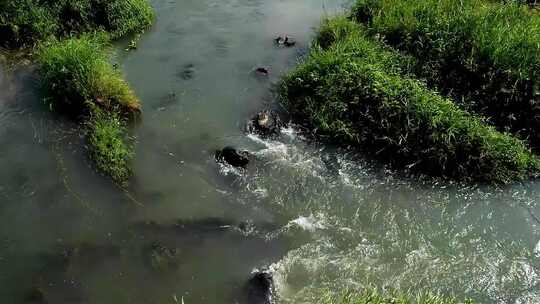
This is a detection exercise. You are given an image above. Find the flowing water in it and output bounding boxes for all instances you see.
[1,0,540,303]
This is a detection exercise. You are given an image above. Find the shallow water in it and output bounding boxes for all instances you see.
[1,0,540,303]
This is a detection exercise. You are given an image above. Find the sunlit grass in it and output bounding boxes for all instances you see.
[351,0,540,148]
[86,108,133,185]
[37,34,138,184]
[280,18,539,183]
[37,34,140,115]
[0,0,154,48]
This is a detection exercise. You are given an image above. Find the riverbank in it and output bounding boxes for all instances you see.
[351,0,540,150]
[279,1,540,183]
[0,0,154,49]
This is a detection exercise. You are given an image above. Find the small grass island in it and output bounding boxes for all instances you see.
[0,0,155,185]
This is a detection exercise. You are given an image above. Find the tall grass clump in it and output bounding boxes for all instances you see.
[319,289,473,304]
[37,34,140,116]
[280,21,539,183]
[87,108,133,186]
[351,0,540,149]
[0,0,154,48]
[37,35,139,184]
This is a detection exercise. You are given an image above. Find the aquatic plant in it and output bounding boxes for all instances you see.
[86,108,133,185]
[279,19,539,183]
[37,34,140,116]
[351,0,540,149]
[0,0,155,48]
[320,289,473,304]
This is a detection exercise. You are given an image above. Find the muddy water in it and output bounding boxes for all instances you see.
[1,0,539,303]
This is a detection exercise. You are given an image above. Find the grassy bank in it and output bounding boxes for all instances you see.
[0,0,154,49]
[37,35,138,184]
[320,290,472,304]
[280,18,539,183]
[351,0,540,149]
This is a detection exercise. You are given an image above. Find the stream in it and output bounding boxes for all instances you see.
[0,0,539,303]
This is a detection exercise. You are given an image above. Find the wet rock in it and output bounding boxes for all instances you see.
[144,242,179,272]
[275,35,296,47]
[255,67,269,76]
[247,110,282,137]
[246,271,274,304]
[216,146,250,168]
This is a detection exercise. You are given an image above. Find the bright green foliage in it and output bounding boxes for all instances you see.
[280,21,539,183]
[87,108,133,185]
[314,17,416,74]
[351,0,540,149]
[37,34,141,116]
[319,289,473,304]
[0,0,155,48]
[37,35,139,184]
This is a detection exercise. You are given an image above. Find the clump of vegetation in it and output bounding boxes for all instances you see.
[37,35,139,184]
[351,0,540,149]
[37,34,140,116]
[320,289,473,304]
[0,0,154,49]
[1,0,153,185]
[280,19,539,183]
[87,108,133,185]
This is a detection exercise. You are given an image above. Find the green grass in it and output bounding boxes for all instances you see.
[37,34,141,116]
[280,19,539,183]
[0,0,152,185]
[319,289,473,304]
[87,108,133,185]
[37,34,139,184]
[351,0,540,149]
[0,0,155,48]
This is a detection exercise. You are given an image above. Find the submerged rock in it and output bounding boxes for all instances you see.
[178,63,196,80]
[216,146,250,168]
[25,287,46,303]
[143,242,179,272]
[246,271,274,304]
[247,110,282,137]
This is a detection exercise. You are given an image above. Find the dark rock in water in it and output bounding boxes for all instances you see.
[143,242,179,272]
[247,110,282,137]
[25,287,46,303]
[178,63,196,80]
[255,67,269,76]
[216,146,250,168]
[275,35,296,47]
[246,271,274,304]
[284,36,296,47]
